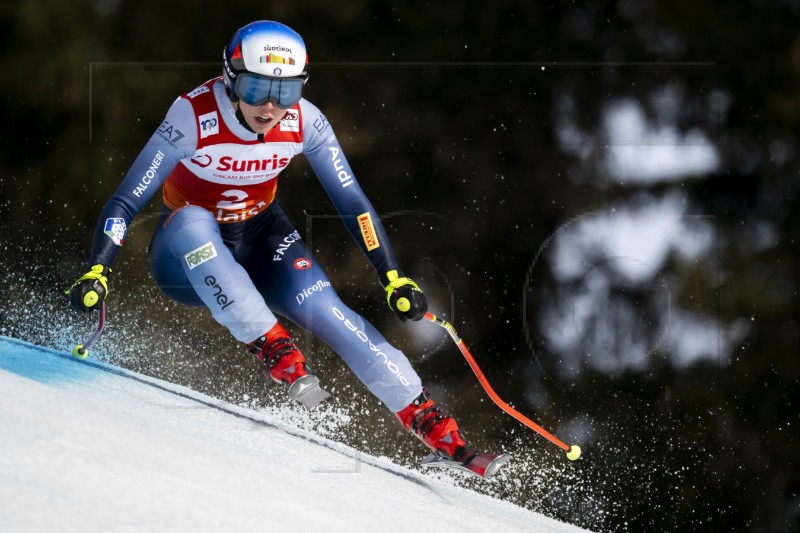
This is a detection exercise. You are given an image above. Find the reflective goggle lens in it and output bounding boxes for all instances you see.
[234,73,305,109]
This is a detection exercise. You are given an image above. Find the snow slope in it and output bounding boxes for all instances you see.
[0,337,590,533]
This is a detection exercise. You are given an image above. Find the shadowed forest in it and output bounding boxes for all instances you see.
[2,2,799,531]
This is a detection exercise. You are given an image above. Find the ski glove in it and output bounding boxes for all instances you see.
[384,270,427,322]
[67,264,111,313]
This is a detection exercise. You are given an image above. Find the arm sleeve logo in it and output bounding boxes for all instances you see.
[357,212,380,251]
[103,218,127,246]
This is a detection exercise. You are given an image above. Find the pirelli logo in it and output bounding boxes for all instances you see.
[357,212,380,251]
[184,242,218,270]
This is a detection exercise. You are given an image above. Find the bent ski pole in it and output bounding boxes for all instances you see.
[71,301,106,360]
[423,311,582,461]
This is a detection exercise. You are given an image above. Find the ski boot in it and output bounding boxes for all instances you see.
[396,389,511,479]
[249,322,329,410]
[396,388,470,460]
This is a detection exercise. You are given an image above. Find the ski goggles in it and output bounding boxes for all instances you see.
[233,72,307,109]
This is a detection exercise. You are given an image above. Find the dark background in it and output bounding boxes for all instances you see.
[2,1,799,531]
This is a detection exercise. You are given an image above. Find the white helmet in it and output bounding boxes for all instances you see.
[222,21,309,108]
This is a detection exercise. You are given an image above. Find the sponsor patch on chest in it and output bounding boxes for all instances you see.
[279,109,300,132]
[198,111,219,138]
[185,143,299,184]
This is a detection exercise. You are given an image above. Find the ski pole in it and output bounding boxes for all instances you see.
[423,311,582,461]
[71,301,106,360]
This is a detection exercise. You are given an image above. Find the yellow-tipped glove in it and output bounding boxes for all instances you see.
[384,270,428,322]
[66,264,111,313]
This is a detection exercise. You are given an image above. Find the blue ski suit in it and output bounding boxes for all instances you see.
[88,77,422,411]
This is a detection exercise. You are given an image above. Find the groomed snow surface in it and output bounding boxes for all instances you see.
[0,337,590,533]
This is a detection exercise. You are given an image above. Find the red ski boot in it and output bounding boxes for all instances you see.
[395,388,470,461]
[396,389,512,479]
[248,322,329,410]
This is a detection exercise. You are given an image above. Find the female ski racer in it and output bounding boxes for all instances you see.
[68,20,494,466]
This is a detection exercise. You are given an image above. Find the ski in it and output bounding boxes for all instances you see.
[420,449,512,479]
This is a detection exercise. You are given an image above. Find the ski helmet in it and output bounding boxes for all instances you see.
[223,21,309,108]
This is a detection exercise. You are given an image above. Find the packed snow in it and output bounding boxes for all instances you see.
[0,337,590,533]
